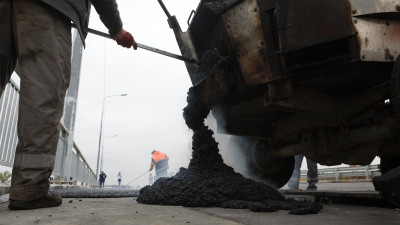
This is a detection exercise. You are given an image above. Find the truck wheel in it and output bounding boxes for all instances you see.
[249,140,295,189]
[373,165,400,208]
[374,156,400,207]
[228,136,294,189]
[388,54,400,176]
[380,156,400,174]
[390,55,400,122]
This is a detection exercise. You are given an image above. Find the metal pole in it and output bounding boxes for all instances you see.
[157,0,172,18]
[100,135,116,173]
[136,43,199,64]
[95,97,105,178]
[75,26,199,65]
[100,144,104,173]
[365,165,370,180]
[126,170,149,185]
[96,94,127,178]
[335,168,339,181]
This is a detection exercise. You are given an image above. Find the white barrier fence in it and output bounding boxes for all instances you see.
[0,80,97,186]
[0,80,19,167]
[301,165,381,181]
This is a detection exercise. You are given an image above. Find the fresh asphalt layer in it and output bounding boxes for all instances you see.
[51,186,139,198]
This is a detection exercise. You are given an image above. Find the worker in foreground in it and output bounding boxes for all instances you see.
[149,150,170,180]
[1,0,137,210]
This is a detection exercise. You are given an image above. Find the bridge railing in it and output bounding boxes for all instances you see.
[301,165,381,181]
[0,79,19,167]
[0,80,96,186]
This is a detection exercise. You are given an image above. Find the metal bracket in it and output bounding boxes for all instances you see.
[187,10,196,26]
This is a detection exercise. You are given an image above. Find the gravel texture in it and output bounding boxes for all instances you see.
[51,186,139,198]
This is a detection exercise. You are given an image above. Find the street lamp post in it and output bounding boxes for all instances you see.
[100,135,117,173]
[96,94,127,178]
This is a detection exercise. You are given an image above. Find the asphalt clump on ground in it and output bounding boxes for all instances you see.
[51,186,139,198]
[137,88,322,214]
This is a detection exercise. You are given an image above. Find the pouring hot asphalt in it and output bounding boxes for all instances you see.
[136,88,322,215]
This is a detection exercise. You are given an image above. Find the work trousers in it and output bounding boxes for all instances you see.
[0,0,71,201]
[154,159,169,180]
[99,180,105,187]
[155,168,168,180]
[287,155,319,190]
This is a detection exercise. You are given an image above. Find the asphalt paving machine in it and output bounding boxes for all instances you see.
[160,0,400,206]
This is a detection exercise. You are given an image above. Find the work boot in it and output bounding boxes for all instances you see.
[8,191,62,210]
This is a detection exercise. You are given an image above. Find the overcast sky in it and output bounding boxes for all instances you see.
[73,0,200,187]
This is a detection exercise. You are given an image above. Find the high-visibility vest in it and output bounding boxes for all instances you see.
[149,151,169,171]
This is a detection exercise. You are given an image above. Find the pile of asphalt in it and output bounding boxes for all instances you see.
[51,186,139,198]
[137,88,322,214]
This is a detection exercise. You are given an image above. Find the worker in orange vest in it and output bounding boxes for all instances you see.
[149,150,170,180]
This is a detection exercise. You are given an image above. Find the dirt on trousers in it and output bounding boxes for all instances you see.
[136,88,322,215]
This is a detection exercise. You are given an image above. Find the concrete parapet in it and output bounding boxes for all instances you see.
[0,186,10,196]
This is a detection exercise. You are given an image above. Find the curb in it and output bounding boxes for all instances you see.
[280,189,395,208]
[0,186,10,196]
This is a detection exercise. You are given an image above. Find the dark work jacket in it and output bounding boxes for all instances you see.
[99,172,107,181]
[40,0,123,45]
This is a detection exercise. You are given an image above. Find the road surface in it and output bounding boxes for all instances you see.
[0,182,399,225]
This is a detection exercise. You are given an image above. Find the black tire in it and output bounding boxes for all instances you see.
[390,55,400,121]
[386,54,400,174]
[228,136,295,189]
[373,165,400,208]
[380,156,400,174]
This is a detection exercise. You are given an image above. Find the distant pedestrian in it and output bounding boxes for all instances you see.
[99,171,107,188]
[149,150,169,180]
[287,155,318,190]
[117,172,122,186]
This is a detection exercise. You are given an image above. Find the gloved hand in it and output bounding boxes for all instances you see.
[114,29,138,49]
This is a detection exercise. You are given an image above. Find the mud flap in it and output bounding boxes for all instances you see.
[373,166,400,208]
